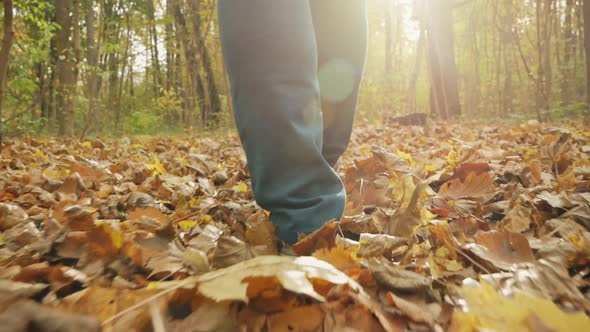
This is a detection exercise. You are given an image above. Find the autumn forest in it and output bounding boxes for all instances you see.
[0,1,590,331]
[0,0,588,139]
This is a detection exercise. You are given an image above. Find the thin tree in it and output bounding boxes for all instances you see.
[424,0,462,120]
[0,0,15,146]
[55,0,75,136]
[80,0,100,139]
[584,0,590,102]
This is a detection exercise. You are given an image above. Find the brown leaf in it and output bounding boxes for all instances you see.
[384,181,426,237]
[58,287,166,329]
[168,301,235,332]
[439,171,494,200]
[502,203,532,233]
[127,206,169,226]
[450,163,491,182]
[469,230,535,270]
[211,232,256,269]
[266,304,325,331]
[481,259,590,312]
[0,300,100,332]
[386,292,435,326]
[0,203,28,230]
[367,257,431,291]
[244,211,278,254]
[358,233,408,258]
[292,221,338,256]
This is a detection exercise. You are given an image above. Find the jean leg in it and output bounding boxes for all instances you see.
[311,0,368,166]
[218,0,346,244]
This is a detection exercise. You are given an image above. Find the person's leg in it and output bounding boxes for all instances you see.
[218,0,345,244]
[311,0,368,166]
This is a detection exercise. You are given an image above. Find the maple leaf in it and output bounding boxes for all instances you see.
[152,256,364,303]
[441,172,495,201]
[467,230,535,271]
[146,156,166,176]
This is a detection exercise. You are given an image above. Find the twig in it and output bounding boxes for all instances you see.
[168,202,216,225]
[102,278,195,326]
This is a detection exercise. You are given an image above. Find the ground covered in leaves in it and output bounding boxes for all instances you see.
[1,120,590,332]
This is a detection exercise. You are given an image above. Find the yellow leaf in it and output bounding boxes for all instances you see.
[98,222,124,249]
[420,207,437,223]
[422,164,437,173]
[189,197,202,208]
[178,220,198,231]
[42,168,70,180]
[445,146,460,170]
[450,282,590,332]
[81,141,92,148]
[444,260,463,272]
[147,156,166,176]
[34,149,48,160]
[427,253,442,279]
[390,174,416,209]
[396,149,416,167]
[232,182,248,193]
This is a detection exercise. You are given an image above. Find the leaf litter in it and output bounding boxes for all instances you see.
[1,121,590,331]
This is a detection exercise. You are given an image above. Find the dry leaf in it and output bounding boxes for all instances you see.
[367,257,431,291]
[449,282,590,332]
[386,292,435,326]
[358,233,408,258]
[439,172,494,200]
[0,203,28,230]
[0,300,100,332]
[468,230,535,270]
[154,256,364,303]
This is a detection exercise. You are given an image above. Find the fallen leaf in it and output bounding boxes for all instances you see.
[386,292,435,326]
[439,172,494,200]
[58,287,166,330]
[384,180,426,237]
[0,300,100,332]
[358,233,408,258]
[0,203,28,230]
[468,230,535,270]
[502,203,532,233]
[367,257,431,291]
[154,256,364,303]
[450,163,491,182]
[266,304,325,332]
[449,281,590,332]
[168,301,235,332]
[292,221,338,256]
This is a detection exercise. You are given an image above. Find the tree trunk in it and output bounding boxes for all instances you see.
[584,0,590,102]
[165,0,175,92]
[146,0,162,96]
[0,0,15,146]
[425,0,461,120]
[188,0,221,126]
[408,28,425,114]
[81,0,100,139]
[563,0,574,102]
[173,0,205,128]
[55,0,75,136]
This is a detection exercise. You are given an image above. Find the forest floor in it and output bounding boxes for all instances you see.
[0,120,590,331]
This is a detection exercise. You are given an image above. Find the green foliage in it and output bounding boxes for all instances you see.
[154,88,183,122]
[126,111,163,135]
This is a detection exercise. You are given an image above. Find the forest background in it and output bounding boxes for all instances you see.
[0,0,589,140]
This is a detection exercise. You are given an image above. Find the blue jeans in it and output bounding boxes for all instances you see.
[218,0,367,243]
